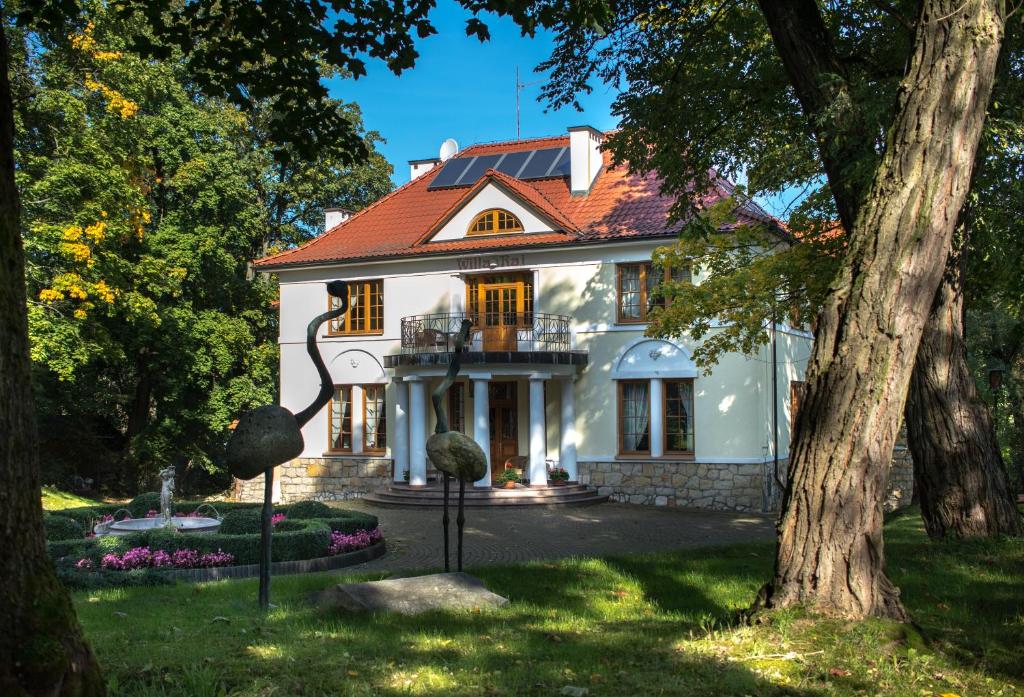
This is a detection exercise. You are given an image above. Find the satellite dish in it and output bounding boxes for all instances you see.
[439,138,459,161]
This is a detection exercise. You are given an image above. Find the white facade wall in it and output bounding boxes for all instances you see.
[274,240,813,472]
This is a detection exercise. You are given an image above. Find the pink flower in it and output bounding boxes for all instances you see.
[145,510,159,518]
[75,558,94,570]
[328,528,382,555]
[271,513,286,526]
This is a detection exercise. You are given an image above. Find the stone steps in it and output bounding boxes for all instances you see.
[362,482,608,508]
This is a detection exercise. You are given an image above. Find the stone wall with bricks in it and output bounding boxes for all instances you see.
[578,448,915,513]
[235,457,392,504]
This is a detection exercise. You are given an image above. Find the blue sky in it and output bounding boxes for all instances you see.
[326,2,617,185]
[326,1,801,217]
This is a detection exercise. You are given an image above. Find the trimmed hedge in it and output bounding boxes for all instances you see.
[146,519,332,565]
[127,492,162,517]
[219,509,262,535]
[283,500,333,519]
[44,514,84,541]
[48,501,379,587]
[323,512,378,534]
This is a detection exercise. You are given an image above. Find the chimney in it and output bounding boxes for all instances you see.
[409,158,441,181]
[568,125,604,195]
[324,207,351,231]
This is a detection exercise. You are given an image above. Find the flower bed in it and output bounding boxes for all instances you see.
[48,495,383,589]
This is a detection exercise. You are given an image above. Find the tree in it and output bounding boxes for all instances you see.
[2,0,487,692]
[513,0,1013,617]
[528,0,1021,543]
[16,9,392,493]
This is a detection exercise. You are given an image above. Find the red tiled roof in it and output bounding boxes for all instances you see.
[255,133,772,269]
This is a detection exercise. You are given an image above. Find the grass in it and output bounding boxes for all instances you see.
[42,485,101,510]
[74,508,1023,697]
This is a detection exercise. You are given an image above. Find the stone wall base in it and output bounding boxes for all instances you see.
[235,457,392,504]
[578,448,915,514]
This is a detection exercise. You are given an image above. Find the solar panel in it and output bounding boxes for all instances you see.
[427,146,572,189]
[549,148,571,177]
[518,147,560,179]
[453,154,501,186]
[427,157,474,189]
[494,150,530,178]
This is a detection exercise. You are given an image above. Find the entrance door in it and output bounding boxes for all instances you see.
[467,273,532,351]
[482,284,520,351]
[488,382,518,482]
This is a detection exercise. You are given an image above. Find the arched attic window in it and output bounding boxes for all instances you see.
[468,208,523,235]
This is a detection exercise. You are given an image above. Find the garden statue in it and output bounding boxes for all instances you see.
[159,465,175,526]
[225,280,349,608]
[426,319,485,571]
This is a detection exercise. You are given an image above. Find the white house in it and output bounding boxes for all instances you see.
[243,126,823,512]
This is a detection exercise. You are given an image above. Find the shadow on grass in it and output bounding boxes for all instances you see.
[81,556,821,697]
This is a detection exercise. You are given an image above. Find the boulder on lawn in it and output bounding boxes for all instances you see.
[310,572,508,615]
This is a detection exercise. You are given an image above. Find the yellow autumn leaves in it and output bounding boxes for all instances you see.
[39,219,119,317]
[70,23,139,119]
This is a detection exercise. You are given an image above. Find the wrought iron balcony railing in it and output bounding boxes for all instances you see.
[399,312,573,354]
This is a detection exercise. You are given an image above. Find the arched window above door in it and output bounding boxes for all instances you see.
[468,208,524,235]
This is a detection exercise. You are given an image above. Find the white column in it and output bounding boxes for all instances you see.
[559,377,578,481]
[529,374,548,486]
[472,375,491,487]
[407,377,427,486]
[351,384,364,454]
[649,377,664,458]
[392,379,409,483]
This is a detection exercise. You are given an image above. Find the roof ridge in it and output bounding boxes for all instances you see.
[256,166,436,265]
[458,134,571,156]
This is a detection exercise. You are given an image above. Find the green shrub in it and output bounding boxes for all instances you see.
[57,507,98,530]
[284,500,333,519]
[323,512,379,534]
[272,519,306,532]
[44,514,84,541]
[47,538,95,563]
[128,492,161,517]
[219,509,262,535]
[146,519,332,565]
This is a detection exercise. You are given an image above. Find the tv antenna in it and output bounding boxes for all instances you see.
[515,66,543,141]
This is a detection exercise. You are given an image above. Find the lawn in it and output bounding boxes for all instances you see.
[75,509,1023,697]
[42,486,102,510]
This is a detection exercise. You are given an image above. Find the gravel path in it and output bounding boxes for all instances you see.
[334,500,775,575]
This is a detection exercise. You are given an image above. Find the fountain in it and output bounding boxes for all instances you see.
[108,466,222,536]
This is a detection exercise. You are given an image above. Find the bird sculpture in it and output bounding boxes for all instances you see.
[425,319,486,571]
[225,279,349,608]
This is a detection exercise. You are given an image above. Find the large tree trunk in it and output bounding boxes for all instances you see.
[759,0,1005,619]
[906,247,1023,538]
[0,20,106,697]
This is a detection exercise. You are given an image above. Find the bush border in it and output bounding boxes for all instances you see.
[156,539,386,582]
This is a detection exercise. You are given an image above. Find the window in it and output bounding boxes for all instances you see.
[616,262,692,323]
[329,386,353,452]
[664,380,695,454]
[328,279,383,335]
[618,381,651,454]
[465,273,533,325]
[447,382,465,433]
[329,384,387,453]
[363,385,387,452]
[618,378,696,456]
[468,208,524,235]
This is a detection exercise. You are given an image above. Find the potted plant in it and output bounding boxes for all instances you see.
[548,465,570,486]
[497,469,520,489]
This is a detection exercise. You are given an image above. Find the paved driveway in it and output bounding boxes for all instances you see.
[337,500,776,574]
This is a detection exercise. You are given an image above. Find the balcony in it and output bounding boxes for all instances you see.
[384,312,587,368]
